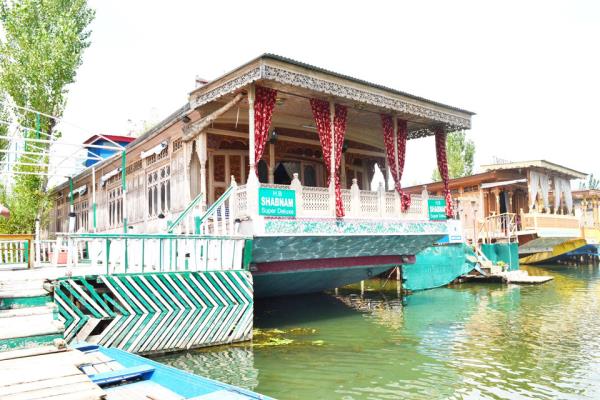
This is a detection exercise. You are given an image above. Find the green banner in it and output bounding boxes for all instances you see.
[259,187,296,217]
[428,198,447,220]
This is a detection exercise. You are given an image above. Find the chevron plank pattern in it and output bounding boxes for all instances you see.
[54,271,253,355]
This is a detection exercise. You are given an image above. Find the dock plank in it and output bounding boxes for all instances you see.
[4,381,105,400]
[0,346,106,400]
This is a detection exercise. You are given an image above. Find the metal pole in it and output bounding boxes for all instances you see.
[92,166,97,232]
[68,177,75,233]
[121,151,127,233]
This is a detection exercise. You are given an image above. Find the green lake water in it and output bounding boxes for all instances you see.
[155,264,600,399]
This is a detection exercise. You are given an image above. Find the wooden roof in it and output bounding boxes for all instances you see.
[188,54,474,136]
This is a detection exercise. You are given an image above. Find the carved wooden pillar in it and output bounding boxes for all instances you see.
[196,133,208,211]
[493,188,500,215]
[246,85,259,219]
[268,142,275,184]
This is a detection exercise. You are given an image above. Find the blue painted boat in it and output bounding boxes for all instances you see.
[73,343,271,399]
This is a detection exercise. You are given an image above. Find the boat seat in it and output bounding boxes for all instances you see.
[89,364,155,386]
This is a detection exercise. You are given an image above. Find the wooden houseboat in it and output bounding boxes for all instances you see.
[47,54,474,297]
[405,160,594,265]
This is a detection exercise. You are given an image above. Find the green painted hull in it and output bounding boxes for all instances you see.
[403,242,520,291]
[402,244,476,291]
[254,265,392,298]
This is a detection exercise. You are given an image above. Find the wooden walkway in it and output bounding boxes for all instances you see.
[462,270,554,285]
[0,343,106,400]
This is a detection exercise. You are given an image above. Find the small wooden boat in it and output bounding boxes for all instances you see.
[0,341,270,399]
[73,343,270,399]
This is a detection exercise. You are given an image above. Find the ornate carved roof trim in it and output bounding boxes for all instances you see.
[189,54,473,132]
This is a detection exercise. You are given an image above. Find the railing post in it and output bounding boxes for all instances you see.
[229,176,238,235]
[393,190,401,217]
[377,182,385,218]
[421,186,429,220]
[350,178,360,218]
[290,173,303,218]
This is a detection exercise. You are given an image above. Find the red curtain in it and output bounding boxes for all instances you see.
[435,128,454,218]
[333,104,347,218]
[381,115,411,211]
[254,86,277,173]
[310,99,346,218]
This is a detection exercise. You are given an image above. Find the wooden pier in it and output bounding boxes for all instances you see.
[461,270,554,285]
[0,342,106,400]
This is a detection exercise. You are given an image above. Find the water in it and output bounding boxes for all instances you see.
[155,264,600,399]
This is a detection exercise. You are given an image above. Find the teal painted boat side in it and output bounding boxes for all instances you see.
[481,243,519,270]
[254,265,392,298]
[402,244,476,291]
[75,343,271,399]
[252,233,445,264]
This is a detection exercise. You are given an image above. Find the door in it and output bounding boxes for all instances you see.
[208,151,248,204]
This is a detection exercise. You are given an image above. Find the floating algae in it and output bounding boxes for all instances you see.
[251,328,323,348]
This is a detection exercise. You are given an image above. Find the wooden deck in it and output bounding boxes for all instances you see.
[0,344,107,400]
[462,270,554,285]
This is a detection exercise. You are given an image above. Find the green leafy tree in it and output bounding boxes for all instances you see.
[431,131,475,181]
[0,0,94,233]
[579,174,600,190]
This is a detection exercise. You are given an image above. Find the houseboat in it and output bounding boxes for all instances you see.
[405,159,594,267]
[47,54,475,297]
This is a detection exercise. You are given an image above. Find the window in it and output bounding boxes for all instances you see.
[108,187,123,227]
[147,165,171,216]
[74,200,89,232]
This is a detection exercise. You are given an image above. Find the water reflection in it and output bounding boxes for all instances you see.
[155,264,600,399]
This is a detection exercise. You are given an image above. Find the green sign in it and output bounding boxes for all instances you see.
[428,198,447,220]
[259,187,296,217]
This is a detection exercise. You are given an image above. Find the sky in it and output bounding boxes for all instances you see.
[58,0,600,187]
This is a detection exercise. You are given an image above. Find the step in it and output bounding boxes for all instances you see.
[0,294,52,310]
[0,312,64,340]
[0,304,56,319]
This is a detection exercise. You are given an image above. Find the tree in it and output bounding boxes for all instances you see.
[579,174,600,190]
[431,131,475,181]
[0,0,94,233]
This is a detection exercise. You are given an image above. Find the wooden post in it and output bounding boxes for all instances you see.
[246,85,260,230]
[198,133,208,212]
[268,142,275,184]
[421,185,429,219]
[92,166,97,232]
[378,182,385,217]
[350,178,360,217]
[290,173,303,217]
[392,116,399,192]
[248,85,256,179]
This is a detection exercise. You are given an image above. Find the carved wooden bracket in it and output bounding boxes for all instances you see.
[182,93,245,142]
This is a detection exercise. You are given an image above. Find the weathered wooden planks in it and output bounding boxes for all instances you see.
[0,346,106,400]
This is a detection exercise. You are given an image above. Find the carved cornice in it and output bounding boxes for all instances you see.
[190,64,471,132]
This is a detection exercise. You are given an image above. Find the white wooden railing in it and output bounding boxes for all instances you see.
[234,175,428,220]
[47,233,249,273]
[0,239,30,268]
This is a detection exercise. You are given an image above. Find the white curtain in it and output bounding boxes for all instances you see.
[528,171,540,210]
[553,177,562,213]
[562,178,573,213]
[539,173,550,210]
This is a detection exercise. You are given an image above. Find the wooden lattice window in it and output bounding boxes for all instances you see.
[147,165,171,216]
[173,138,183,152]
[108,187,123,227]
